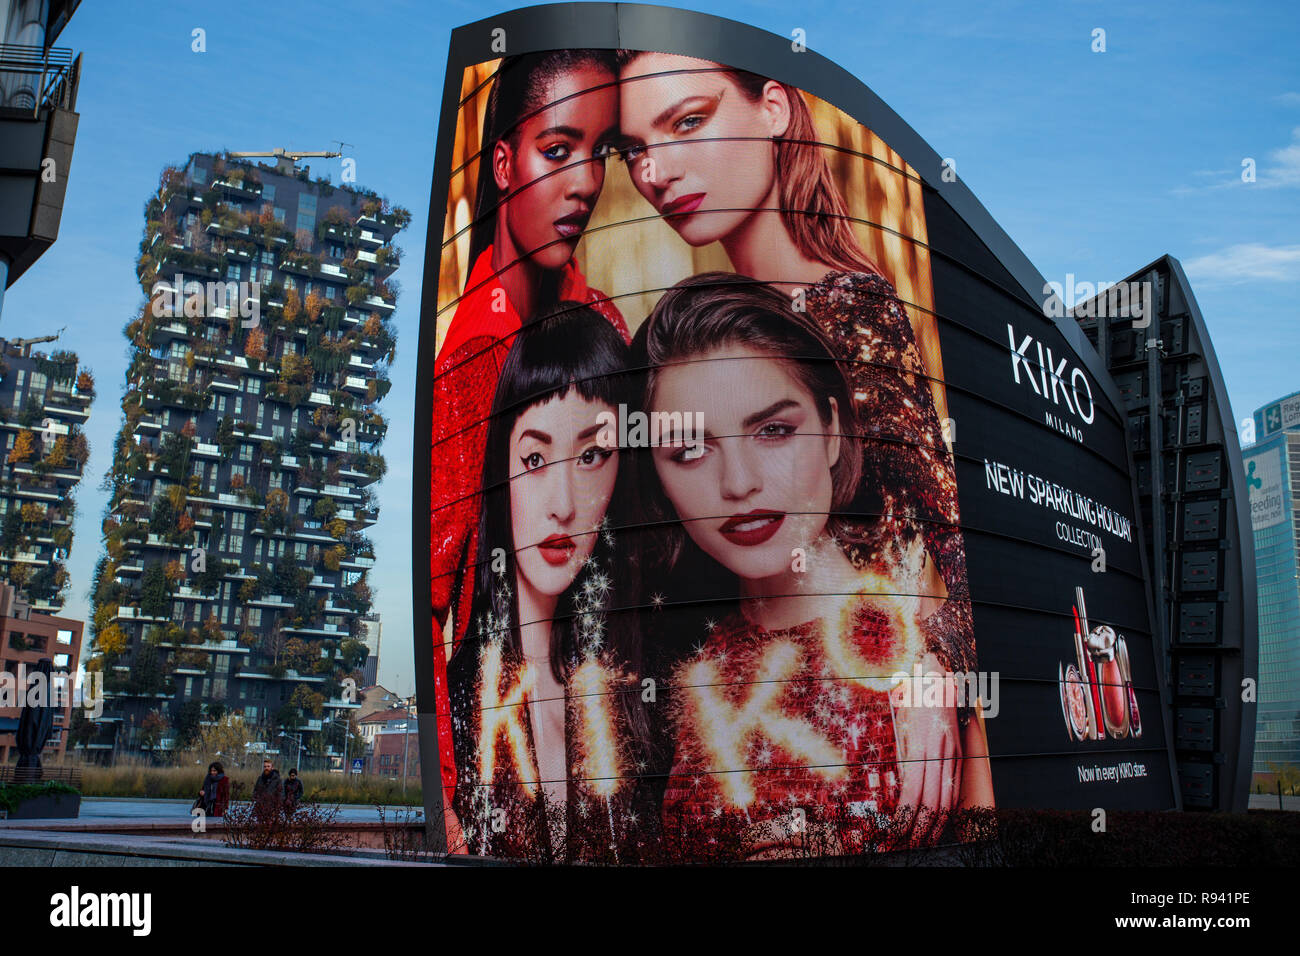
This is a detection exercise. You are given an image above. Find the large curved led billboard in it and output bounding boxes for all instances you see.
[413,2,1180,861]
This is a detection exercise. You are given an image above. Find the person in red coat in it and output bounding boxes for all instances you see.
[197,761,230,817]
[430,50,628,837]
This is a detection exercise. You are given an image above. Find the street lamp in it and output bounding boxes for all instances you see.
[391,695,414,794]
[326,712,354,781]
[277,731,304,774]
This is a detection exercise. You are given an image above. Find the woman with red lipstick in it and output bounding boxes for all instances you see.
[629,275,993,854]
[616,52,972,677]
[447,305,651,859]
[431,51,630,820]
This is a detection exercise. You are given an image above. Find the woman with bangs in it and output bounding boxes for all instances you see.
[447,304,648,859]
[431,51,630,817]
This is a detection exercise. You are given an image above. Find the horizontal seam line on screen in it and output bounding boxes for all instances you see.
[444,136,920,244]
[429,279,1126,450]
[430,509,1144,600]
[449,669,1160,717]
[433,593,1149,667]
[450,744,1169,791]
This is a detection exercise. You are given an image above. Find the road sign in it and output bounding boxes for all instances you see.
[351,758,364,774]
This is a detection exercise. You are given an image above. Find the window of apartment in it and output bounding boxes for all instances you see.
[324,285,336,300]
[230,512,245,533]
[255,405,265,429]
[263,184,275,202]
[233,396,243,416]
[239,443,253,462]
[284,275,296,291]
[272,425,285,441]
[296,193,316,234]
[273,207,286,223]
[294,542,307,560]
[261,250,274,265]
[245,376,261,395]
[226,263,241,281]
[225,533,243,554]
[249,265,258,284]
[214,394,227,414]
[248,608,262,627]
[192,166,207,185]
[303,281,313,297]
[328,243,344,259]
[231,463,247,483]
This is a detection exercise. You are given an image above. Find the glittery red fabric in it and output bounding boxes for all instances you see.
[662,597,903,831]
[430,248,628,800]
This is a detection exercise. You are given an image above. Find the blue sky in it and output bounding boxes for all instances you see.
[5,0,1296,696]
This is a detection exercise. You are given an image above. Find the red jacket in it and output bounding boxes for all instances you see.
[429,247,627,806]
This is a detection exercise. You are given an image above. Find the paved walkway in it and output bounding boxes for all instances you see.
[1247,793,1300,811]
[0,796,423,829]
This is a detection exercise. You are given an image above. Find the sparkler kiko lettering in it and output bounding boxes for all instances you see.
[569,656,625,797]
[477,643,539,793]
[682,641,846,807]
[475,646,627,799]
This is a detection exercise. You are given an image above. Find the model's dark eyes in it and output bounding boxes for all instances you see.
[593,141,615,160]
[577,445,615,468]
[542,143,571,161]
[520,453,545,471]
[756,422,796,440]
[668,440,708,464]
[619,142,646,163]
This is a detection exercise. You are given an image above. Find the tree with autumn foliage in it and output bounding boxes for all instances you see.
[7,429,35,464]
[245,327,267,361]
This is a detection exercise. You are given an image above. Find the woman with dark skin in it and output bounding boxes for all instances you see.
[431,51,629,817]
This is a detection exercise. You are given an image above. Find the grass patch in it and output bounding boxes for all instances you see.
[68,763,420,806]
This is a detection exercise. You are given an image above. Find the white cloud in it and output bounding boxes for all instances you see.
[1276,92,1300,106]
[1259,127,1300,187]
[1173,127,1300,193]
[1183,243,1300,286]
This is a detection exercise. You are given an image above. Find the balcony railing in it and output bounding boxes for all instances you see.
[0,44,80,114]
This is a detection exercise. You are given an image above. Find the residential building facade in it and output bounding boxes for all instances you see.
[87,151,409,761]
[0,337,92,611]
[0,584,83,764]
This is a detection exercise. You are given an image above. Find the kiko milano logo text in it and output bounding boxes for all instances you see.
[1007,324,1096,441]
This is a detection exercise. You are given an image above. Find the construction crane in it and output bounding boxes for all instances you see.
[5,327,65,356]
[226,148,342,176]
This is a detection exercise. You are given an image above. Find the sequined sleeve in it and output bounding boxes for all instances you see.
[430,333,513,802]
[806,271,975,673]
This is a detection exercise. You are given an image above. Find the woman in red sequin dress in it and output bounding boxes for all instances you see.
[630,276,990,853]
[431,51,630,822]
[618,55,993,833]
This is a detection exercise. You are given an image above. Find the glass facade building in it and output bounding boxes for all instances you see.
[1247,394,1300,780]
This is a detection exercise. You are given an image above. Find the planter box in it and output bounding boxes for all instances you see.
[6,792,81,820]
